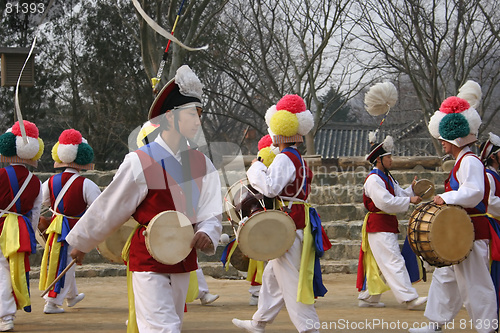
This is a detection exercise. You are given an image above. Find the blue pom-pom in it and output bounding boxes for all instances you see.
[0,132,17,157]
[74,143,94,165]
[439,113,470,140]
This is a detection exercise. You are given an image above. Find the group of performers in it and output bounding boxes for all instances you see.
[0,63,499,333]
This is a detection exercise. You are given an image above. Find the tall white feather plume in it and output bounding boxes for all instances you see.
[368,130,378,144]
[382,135,394,152]
[364,82,398,116]
[489,132,500,147]
[457,80,482,110]
[175,65,204,100]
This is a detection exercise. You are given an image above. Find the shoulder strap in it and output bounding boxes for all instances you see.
[52,173,79,215]
[0,167,33,215]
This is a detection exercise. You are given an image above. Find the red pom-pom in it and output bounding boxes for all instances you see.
[439,96,470,114]
[59,129,82,145]
[276,94,306,114]
[11,121,39,138]
[258,134,273,150]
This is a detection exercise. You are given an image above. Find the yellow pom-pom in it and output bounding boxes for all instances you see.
[51,142,62,163]
[257,147,276,168]
[269,110,299,136]
[31,137,44,161]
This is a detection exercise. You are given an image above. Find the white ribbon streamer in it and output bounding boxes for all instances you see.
[131,0,208,52]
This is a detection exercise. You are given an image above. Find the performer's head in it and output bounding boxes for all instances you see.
[264,94,314,151]
[0,120,44,167]
[479,132,500,169]
[51,129,94,170]
[148,65,203,141]
[366,135,394,172]
[428,84,482,157]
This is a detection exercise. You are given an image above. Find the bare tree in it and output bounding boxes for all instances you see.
[354,0,500,154]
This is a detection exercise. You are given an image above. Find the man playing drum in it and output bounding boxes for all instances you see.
[232,94,330,333]
[409,95,497,333]
[66,65,223,333]
[356,134,426,309]
[0,121,44,332]
[39,129,101,314]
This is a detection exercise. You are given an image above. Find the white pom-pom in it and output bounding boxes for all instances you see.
[219,233,230,244]
[382,135,394,152]
[16,136,39,159]
[296,110,314,136]
[57,144,79,163]
[457,80,482,110]
[81,137,88,144]
[489,132,500,147]
[368,130,378,144]
[265,105,277,127]
[175,65,203,100]
[428,111,446,139]
[364,82,398,116]
[462,107,482,135]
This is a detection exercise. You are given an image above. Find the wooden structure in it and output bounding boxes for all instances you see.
[0,47,35,87]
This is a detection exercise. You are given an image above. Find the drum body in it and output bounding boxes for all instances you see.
[408,202,474,267]
[224,179,296,261]
[97,217,138,263]
[144,211,194,265]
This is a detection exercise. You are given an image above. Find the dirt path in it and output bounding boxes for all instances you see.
[14,273,477,332]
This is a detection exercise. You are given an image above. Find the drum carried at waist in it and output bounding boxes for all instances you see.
[143,211,195,265]
[224,179,296,262]
[97,217,139,263]
[408,202,474,267]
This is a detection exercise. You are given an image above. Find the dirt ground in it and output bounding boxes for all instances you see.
[14,272,478,333]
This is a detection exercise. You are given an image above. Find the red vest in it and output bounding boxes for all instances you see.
[48,172,87,229]
[130,145,207,273]
[363,171,400,233]
[280,148,313,230]
[445,152,490,240]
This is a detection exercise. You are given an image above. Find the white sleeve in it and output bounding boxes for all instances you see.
[83,178,102,206]
[246,153,296,197]
[193,157,223,255]
[66,153,148,253]
[364,174,411,214]
[30,180,43,231]
[439,155,484,208]
[41,179,50,208]
[487,173,500,217]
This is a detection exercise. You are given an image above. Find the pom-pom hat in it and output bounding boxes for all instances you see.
[264,94,314,144]
[52,129,94,170]
[0,120,44,167]
[148,65,203,121]
[479,132,500,164]
[366,135,394,164]
[428,96,481,147]
[257,134,278,167]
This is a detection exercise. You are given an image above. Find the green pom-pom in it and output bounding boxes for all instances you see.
[74,143,94,165]
[0,132,17,157]
[439,113,470,140]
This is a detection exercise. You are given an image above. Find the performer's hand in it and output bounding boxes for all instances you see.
[191,232,213,251]
[251,158,260,165]
[70,249,86,265]
[433,195,445,205]
[411,176,418,187]
[410,196,422,204]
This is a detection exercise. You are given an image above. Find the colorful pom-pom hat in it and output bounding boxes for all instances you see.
[257,134,278,168]
[0,120,44,167]
[148,65,203,122]
[264,94,314,145]
[52,129,94,170]
[428,96,481,147]
[479,132,500,164]
[366,134,394,164]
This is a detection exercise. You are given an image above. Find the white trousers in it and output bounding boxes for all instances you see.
[359,232,419,304]
[0,248,16,319]
[252,230,320,333]
[424,240,497,333]
[196,268,208,299]
[44,247,78,306]
[132,271,190,333]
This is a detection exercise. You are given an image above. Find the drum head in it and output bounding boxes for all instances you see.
[145,211,194,265]
[237,210,296,261]
[430,205,474,263]
[413,179,435,200]
[97,217,138,263]
[224,178,250,224]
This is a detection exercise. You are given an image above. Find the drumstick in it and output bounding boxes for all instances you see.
[40,258,77,297]
[421,185,433,197]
